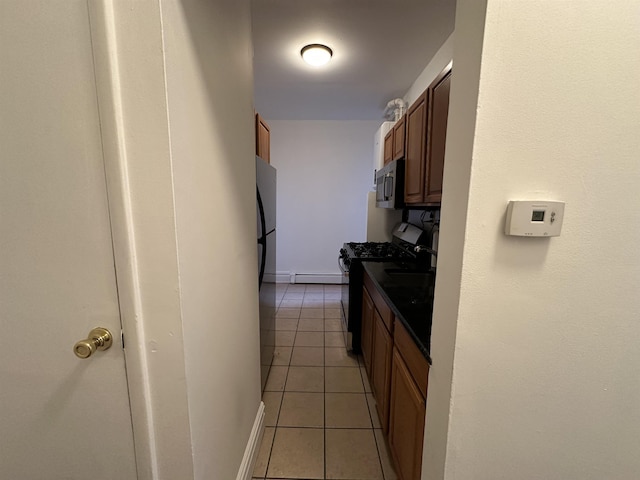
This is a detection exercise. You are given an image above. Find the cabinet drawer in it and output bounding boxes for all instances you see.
[394,320,429,397]
[363,272,393,333]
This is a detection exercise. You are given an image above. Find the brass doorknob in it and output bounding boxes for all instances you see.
[73,327,113,359]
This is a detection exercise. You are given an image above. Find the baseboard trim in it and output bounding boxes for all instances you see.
[275,272,346,284]
[236,401,265,480]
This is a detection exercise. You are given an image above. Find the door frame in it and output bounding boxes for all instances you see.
[88,0,198,477]
[88,2,157,478]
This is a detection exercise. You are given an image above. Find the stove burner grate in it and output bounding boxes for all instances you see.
[346,242,413,260]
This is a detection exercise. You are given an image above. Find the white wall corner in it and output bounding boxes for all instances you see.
[403,32,455,107]
[276,271,292,283]
[235,402,266,480]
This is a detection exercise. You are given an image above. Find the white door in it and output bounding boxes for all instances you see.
[0,1,138,478]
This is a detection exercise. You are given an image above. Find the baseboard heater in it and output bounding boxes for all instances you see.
[278,273,346,284]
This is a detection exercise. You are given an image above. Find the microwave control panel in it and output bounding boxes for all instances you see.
[505,200,565,237]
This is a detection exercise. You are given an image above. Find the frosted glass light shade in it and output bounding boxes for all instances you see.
[301,44,333,66]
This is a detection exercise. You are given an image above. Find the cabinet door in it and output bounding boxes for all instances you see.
[404,92,427,204]
[361,287,374,375]
[255,113,271,163]
[383,130,394,165]
[425,71,451,203]
[389,348,425,480]
[372,312,393,433]
[392,114,406,161]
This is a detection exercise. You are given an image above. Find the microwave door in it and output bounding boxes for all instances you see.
[376,175,384,202]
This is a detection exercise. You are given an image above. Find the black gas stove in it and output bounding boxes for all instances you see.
[338,223,434,352]
[345,242,413,260]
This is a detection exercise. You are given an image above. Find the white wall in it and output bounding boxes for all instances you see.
[427,1,640,479]
[105,1,195,478]
[404,33,454,108]
[101,0,260,478]
[160,1,261,479]
[269,120,380,282]
[420,3,485,478]
[266,33,454,282]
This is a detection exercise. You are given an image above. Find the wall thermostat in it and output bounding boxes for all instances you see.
[505,200,565,237]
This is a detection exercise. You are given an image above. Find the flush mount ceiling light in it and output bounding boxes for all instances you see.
[301,44,333,66]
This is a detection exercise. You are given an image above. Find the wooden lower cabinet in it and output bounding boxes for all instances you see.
[371,310,393,433]
[361,287,374,373]
[361,275,429,479]
[388,347,426,480]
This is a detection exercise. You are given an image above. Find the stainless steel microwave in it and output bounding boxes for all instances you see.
[375,159,405,209]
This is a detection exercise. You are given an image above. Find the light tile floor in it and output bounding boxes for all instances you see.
[253,283,397,480]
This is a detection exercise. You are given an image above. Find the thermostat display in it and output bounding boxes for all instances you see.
[505,200,565,237]
[531,210,545,222]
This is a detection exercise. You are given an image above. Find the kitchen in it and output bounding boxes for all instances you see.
[252,1,455,478]
[2,1,638,480]
[252,0,637,478]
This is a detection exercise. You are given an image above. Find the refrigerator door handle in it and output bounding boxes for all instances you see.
[257,186,267,290]
[258,237,267,290]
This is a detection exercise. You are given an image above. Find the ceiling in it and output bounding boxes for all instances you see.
[251,0,456,121]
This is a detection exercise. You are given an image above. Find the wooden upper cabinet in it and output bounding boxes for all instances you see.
[392,114,406,161]
[404,92,427,204]
[404,64,452,205]
[255,112,270,163]
[383,130,394,165]
[425,70,451,204]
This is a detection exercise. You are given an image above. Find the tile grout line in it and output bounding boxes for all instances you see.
[267,284,386,480]
[358,304,388,480]
[323,286,327,480]
[265,282,301,480]
[262,283,288,480]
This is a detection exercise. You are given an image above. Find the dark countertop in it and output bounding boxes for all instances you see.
[363,262,435,364]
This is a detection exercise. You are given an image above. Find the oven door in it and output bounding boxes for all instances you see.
[338,251,352,350]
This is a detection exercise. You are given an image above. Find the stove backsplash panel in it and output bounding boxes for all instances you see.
[404,208,440,251]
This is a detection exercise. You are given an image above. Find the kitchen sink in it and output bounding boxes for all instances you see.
[383,285,434,309]
[384,268,435,286]
[384,268,431,275]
